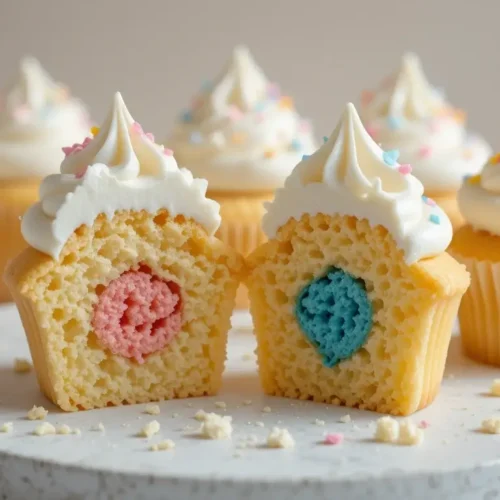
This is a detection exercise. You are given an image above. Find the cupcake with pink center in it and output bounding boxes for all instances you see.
[3,92,243,411]
[360,53,491,230]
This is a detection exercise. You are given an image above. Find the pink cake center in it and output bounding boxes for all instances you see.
[92,269,182,363]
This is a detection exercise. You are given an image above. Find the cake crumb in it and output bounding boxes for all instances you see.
[339,414,351,424]
[194,410,207,421]
[73,428,81,435]
[267,427,295,449]
[56,424,72,435]
[27,405,48,421]
[91,422,105,432]
[399,420,424,446]
[324,433,344,445]
[314,419,325,426]
[262,406,272,413]
[144,404,160,415]
[491,380,500,397]
[241,353,254,361]
[150,439,175,451]
[374,416,399,443]
[33,422,56,436]
[243,400,252,406]
[199,413,233,440]
[255,421,265,427]
[0,422,13,433]
[13,358,32,374]
[214,401,227,410]
[139,420,160,438]
[481,418,500,434]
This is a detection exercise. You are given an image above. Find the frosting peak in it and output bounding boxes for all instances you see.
[21,93,221,259]
[264,103,452,264]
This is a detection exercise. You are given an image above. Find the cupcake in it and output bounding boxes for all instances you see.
[360,53,491,231]
[0,57,90,302]
[246,103,470,416]
[4,93,243,411]
[450,155,500,366]
[167,46,316,307]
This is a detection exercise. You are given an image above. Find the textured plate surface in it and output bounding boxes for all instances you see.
[0,303,499,500]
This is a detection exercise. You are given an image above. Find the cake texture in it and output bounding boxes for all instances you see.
[0,58,90,302]
[450,156,500,366]
[360,53,491,231]
[167,46,316,307]
[4,93,243,411]
[246,103,469,416]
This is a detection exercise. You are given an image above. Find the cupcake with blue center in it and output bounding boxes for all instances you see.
[360,53,491,231]
[167,46,316,307]
[245,103,469,416]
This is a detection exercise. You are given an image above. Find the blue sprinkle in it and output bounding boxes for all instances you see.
[302,154,311,161]
[463,174,472,181]
[254,101,268,112]
[382,149,400,166]
[429,214,440,225]
[323,136,328,143]
[387,115,403,130]
[190,132,203,144]
[291,139,302,151]
[181,110,193,123]
[421,195,428,203]
[201,80,213,92]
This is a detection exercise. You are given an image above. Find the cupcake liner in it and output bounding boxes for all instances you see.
[455,256,500,366]
[0,179,40,302]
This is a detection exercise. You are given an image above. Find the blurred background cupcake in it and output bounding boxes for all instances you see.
[0,57,90,302]
[167,46,317,307]
[450,155,500,366]
[360,53,491,231]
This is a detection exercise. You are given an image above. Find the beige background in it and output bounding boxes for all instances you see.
[0,0,499,144]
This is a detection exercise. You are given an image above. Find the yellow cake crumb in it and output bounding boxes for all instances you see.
[27,405,48,421]
[398,420,424,446]
[144,404,160,415]
[314,419,325,426]
[262,406,272,413]
[266,427,295,449]
[339,414,351,424]
[481,418,500,434]
[199,413,233,440]
[214,401,227,410]
[243,400,253,406]
[91,423,105,432]
[150,439,175,451]
[13,358,32,373]
[490,380,500,397]
[0,422,13,433]
[139,420,160,438]
[73,428,81,435]
[56,424,72,435]
[33,422,56,436]
[241,353,254,361]
[194,410,207,421]
[374,416,399,443]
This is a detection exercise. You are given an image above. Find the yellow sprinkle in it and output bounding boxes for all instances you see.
[489,153,500,165]
[454,108,467,124]
[91,126,100,136]
[467,174,481,185]
[264,149,276,159]
[279,96,294,110]
[231,132,247,144]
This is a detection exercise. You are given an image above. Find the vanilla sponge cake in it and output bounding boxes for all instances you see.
[4,93,243,411]
[246,103,470,416]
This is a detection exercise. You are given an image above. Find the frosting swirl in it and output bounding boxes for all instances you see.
[263,103,452,264]
[458,154,500,236]
[360,53,491,193]
[167,46,316,191]
[0,57,90,179]
[22,93,221,259]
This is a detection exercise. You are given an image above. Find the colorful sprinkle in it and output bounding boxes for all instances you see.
[422,195,437,207]
[279,96,294,110]
[231,132,247,144]
[429,214,440,225]
[387,116,402,130]
[163,148,174,156]
[382,149,400,166]
[132,122,155,142]
[323,136,328,144]
[264,149,276,159]
[75,166,89,179]
[267,82,281,99]
[361,90,374,106]
[290,139,302,151]
[324,433,344,445]
[62,137,92,157]
[489,153,500,165]
[302,154,311,161]
[90,126,100,136]
[366,125,378,140]
[228,105,243,121]
[419,420,431,429]
[397,164,412,175]
[467,174,481,185]
[190,132,203,144]
[454,108,467,124]
[181,110,193,123]
[418,146,432,158]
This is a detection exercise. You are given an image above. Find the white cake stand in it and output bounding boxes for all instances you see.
[0,303,500,500]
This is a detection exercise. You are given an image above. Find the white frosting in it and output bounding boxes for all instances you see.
[458,157,500,236]
[263,103,452,264]
[22,92,221,259]
[167,46,316,192]
[0,57,90,179]
[361,53,491,193]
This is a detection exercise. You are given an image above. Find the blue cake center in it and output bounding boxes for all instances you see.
[295,267,373,367]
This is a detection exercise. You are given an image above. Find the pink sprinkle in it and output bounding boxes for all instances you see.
[419,145,432,158]
[419,420,430,429]
[324,433,344,445]
[228,105,243,121]
[145,132,155,142]
[163,147,174,156]
[361,90,374,106]
[423,196,437,207]
[92,269,182,364]
[62,137,93,157]
[366,125,378,140]
[132,121,144,134]
[75,166,88,179]
[398,164,412,175]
